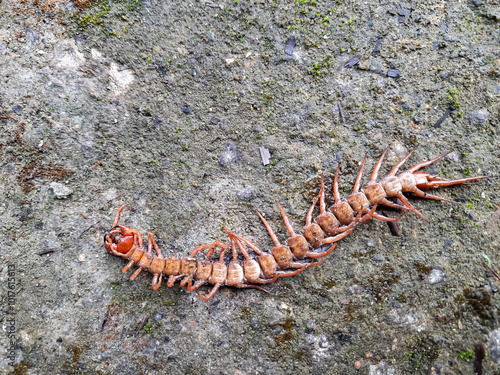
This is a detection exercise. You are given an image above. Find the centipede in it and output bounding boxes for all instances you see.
[104,146,489,301]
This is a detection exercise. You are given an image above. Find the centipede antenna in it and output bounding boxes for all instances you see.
[388,146,417,176]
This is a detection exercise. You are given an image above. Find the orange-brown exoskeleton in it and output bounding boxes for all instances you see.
[104,147,489,301]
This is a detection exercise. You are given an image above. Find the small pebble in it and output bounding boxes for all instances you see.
[372,39,382,54]
[443,34,459,43]
[235,188,253,201]
[285,38,296,55]
[468,110,490,126]
[489,330,500,365]
[387,69,400,78]
[12,105,23,115]
[219,142,238,167]
[428,267,446,285]
[154,312,164,322]
[49,182,73,199]
[182,107,192,115]
[371,254,385,262]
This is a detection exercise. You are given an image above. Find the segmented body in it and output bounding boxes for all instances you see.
[104,147,488,301]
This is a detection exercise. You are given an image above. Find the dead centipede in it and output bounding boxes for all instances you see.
[104,147,489,301]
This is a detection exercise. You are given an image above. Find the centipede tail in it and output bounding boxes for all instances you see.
[103,146,490,301]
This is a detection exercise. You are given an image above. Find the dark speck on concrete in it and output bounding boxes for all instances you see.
[182,107,192,115]
[210,117,220,125]
[219,142,238,167]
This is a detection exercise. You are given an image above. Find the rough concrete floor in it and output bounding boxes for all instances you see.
[0,0,499,374]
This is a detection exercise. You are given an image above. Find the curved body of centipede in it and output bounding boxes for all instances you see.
[104,147,489,301]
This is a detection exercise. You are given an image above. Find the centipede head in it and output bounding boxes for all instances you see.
[104,225,135,257]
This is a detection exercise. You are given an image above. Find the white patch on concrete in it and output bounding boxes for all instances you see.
[108,62,134,97]
[52,40,85,71]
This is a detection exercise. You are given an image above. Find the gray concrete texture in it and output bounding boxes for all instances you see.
[0,0,499,374]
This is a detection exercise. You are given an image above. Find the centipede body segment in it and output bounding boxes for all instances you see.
[104,147,489,301]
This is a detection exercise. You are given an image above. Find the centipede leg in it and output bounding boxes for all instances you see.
[412,188,456,203]
[405,151,452,173]
[416,175,489,188]
[130,267,143,281]
[381,198,412,211]
[112,205,126,227]
[234,284,272,293]
[187,279,206,292]
[289,261,325,269]
[197,283,221,301]
[388,147,417,176]
[352,155,367,193]
[256,211,281,249]
[304,243,337,258]
[167,274,185,287]
[275,263,326,278]
[180,276,193,287]
[152,274,162,291]
[369,147,390,182]
[397,192,429,222]
[122,259,135,273]
[371,212,405,222]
